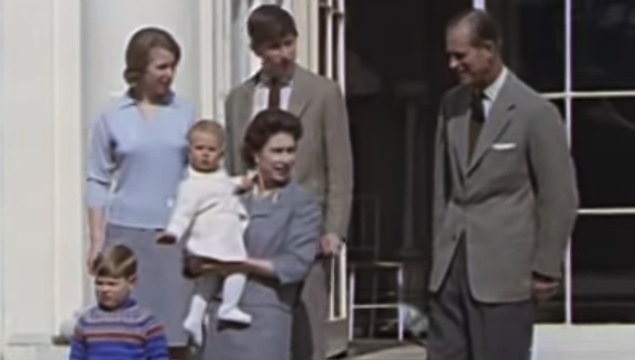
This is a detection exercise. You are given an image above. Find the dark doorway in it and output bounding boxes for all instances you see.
[344,0,470,338]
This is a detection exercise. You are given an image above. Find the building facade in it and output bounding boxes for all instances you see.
[6,0,633,358]
[0,1,348,359]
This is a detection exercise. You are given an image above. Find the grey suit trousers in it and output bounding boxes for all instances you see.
[428,239,535,360]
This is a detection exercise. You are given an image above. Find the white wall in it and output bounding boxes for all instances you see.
[0,0,315,358]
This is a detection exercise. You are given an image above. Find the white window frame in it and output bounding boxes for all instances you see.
[318,0,348,322]
[480,0,635,326]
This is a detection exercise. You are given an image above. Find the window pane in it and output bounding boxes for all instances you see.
[488,0,564,92]
[331,14,340,81]
[572,99,635,208]
[572,215,635,323]
[537,286,565,324]
[550,98,565,121]
[331,257,343,318]
[318,2,328,76]
[572,1,635,90]
[534,98,567,324]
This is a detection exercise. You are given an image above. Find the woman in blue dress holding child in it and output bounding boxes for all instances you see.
[85,27,195,360]
[201,109,322,360]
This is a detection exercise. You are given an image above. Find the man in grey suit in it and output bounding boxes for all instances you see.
[224,5,353,360]
[429,9,578,360]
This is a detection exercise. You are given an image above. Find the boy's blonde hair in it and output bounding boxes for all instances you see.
[92,244,137,279]
[187,120,226,147]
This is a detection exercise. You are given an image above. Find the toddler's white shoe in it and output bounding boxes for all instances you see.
[183,316,204,347]
[217,305,252,325]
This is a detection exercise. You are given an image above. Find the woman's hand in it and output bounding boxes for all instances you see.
[201,261,245,276]
[236,175,254,192]
[87,209,106,275]
[320,233,343,256]
[86,245,101,276]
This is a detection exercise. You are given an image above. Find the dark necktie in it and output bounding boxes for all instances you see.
[468,90,485,160]
[268,77,281,109]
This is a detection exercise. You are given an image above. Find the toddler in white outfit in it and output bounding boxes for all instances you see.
[157,120,251,346]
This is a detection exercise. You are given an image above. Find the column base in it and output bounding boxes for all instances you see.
[4,334,68,360]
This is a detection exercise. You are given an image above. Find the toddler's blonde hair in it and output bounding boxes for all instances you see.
[188,119,226,147]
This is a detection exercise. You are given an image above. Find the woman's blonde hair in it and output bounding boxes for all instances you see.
[123,27,181,92]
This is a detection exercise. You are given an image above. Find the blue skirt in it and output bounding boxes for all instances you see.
[105,223,193,346]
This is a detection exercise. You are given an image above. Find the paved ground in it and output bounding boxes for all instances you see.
[345,325,635,360]
[349,344,425,360]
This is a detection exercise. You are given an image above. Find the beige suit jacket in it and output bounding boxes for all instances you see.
[431,71,579,303]
[224,65,353,238]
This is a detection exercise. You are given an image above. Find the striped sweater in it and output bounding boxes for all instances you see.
[69,298,169,360]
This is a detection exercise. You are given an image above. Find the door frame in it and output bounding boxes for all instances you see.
[317,0,349,357]
[0,3,4,347]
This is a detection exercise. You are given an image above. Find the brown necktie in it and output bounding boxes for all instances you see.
[268,78,281,109]
[468,90,485,160]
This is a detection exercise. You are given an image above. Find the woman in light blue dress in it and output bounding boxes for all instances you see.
[85,27,195,360]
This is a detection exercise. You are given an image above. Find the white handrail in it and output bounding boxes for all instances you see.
[542,90,635,100]
[578,208,635,215]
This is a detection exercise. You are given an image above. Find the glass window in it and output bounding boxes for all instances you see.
[331,1,341,81]
[550,98,566,122]
[330,257,343,318]
[537,288,566,324]
[318,0,329,76]
[571,215,635,323]
[572,1,635,91]
[486,0,565,93]
[571,99,635,208]
[534,98,567,324]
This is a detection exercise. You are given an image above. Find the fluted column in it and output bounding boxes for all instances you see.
[0,0,83,358]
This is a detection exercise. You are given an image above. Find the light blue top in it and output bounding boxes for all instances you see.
[86,93,196,229]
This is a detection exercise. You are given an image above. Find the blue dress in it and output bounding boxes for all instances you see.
[87,93,196,346]
[202,183,322,360]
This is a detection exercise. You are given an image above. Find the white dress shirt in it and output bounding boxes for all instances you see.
[251,81,293,116]
[482,67,508,120]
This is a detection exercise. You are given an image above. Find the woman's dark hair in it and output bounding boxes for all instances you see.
[241,109,303,169]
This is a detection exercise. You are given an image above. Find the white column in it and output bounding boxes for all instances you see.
[0,0,83,358]
[288,0,318,72]
[200,0,233,123]
[231,0,261,86]
[82,0,201,121]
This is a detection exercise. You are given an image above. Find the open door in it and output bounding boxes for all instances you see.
[317,0,350,357]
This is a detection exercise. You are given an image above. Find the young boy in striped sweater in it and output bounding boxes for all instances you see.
[69,245,169,360]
